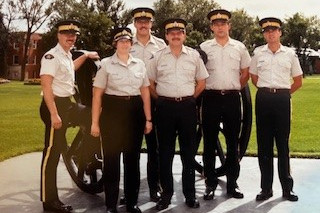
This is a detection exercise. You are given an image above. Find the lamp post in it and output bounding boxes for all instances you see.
[302,38,308,77]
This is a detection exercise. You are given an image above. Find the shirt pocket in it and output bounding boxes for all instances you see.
[278,60,291,72]
[180,63,196,82]
[59,63,73,79]
[257,58,270,72]
[229,52,241,70]
[132,70,145,88]
[108,71,126,86]
[156,63,173,79]
[206,53,216,70]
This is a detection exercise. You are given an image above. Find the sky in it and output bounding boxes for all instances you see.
[7,0,319,32]
[125,0,320,19]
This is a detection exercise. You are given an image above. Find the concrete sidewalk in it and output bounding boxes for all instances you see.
[0,152,320,213]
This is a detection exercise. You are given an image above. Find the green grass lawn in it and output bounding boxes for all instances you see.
[0,78,320,162]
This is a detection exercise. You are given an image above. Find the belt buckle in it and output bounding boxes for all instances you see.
[220,90,226,95]
[175,97,183,102]
[125,96,131,100]
[270,88,276,93]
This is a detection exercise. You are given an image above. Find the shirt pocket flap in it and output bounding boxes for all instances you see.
[278,60,291,69]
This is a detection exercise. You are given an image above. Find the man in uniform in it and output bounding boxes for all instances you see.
[39,20,99,212]
[148,18,209,210]
[200,9,251,200]
[129,7,166,202]
[250,17,302,202]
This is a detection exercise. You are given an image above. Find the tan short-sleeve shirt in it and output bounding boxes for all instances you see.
[200,38,251,90]
[148,45,209,97]
[40,44,75,97]
[93,53,150,96]
[250,44,303,89]
[130,35,166,68]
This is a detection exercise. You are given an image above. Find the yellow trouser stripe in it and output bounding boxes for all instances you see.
[41,127,55,202]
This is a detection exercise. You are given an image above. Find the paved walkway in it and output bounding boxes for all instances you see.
[0,152,320,213]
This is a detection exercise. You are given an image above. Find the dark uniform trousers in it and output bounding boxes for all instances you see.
[156,97,197,201]
[100,95,144,209]
[40,97,91,202]
[144,98,160,193]
[256,89,293,192]
[202,90,241,190]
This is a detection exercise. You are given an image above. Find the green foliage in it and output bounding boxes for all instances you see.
[282,13,309,53]
[42,0,114,58]
[153,0,177,39]
[153,0,218,45]
[230,9,256,53]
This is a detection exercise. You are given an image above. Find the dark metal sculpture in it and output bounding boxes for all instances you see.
[62,51,104,194]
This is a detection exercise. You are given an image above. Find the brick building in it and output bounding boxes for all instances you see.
[7,32,44,80]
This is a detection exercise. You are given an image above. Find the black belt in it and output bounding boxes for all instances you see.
[54,96,71,100]
[205,89,239,95]
[106,94,140,100]
[159,96,194,102]
[258,87,290,94]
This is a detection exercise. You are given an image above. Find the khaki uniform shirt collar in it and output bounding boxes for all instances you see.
[111,53,138,65]
[212,37,235,47]
[263,44,286,54]
[164,45,188,55]
[56,43,72,58]
[132,34,156,46]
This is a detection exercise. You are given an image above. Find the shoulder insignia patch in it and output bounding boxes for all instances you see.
[45,54,54,59]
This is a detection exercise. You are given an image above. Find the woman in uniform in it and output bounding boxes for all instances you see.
[90,27,152,213]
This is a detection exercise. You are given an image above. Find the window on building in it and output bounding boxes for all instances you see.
[13,42,19,49]
[13,55,19,65]
[32,40,37,49]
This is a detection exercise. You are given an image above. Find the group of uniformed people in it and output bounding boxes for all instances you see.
[39,6,303,213]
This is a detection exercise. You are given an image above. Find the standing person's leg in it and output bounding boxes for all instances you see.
[156,99,177,210]
[274,93,297,201]
[100,95,126,211]
[255,91,275,200]
[202,93,221,200]
[177,99,199,208]
[145,99,160,201]
[40,98,72,212]
[223,93,242,198]
[123,97,144,212]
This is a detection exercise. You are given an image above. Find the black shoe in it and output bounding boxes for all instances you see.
[106,208,118,213]
[43,200,72,213]
[156,198,171,210]
[256,190,273,201]
[227,187,244,199]
[150,191,161,202]
[185,198,200,208]
[119,196,126,205]
[283,191,298,201]
[126,205,141,213]
[203,186,215,200]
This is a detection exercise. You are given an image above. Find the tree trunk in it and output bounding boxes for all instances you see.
[20,30,32,81]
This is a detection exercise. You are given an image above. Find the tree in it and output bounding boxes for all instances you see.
[305,16,320,50]
[153,0,177,39]
[229,9,258,53]
[0,0,17,78]
[282,13,309,54]
[96,0,131,27]
[12,0,53,81]
[153,0,219,46]
[42,0,114,58]
[176,0,219,40]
